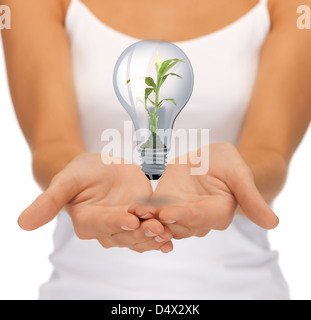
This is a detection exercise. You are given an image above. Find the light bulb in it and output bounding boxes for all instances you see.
[113,39,194,180]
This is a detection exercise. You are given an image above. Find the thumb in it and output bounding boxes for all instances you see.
[226,167,279,230]
[18,173,78,231]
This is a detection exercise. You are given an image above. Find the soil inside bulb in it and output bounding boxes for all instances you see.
[141,132,167,149]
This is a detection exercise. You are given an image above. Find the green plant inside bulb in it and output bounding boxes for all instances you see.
[127,52,184,149]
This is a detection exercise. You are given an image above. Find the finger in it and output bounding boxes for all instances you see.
[18,173,79,231]
[130,239,174,254]
[158,199,233,231]
[141,218,166,237]
[72,207,141,239]
[226,167,279,229]
[159,241,174,254]
[127,203,159,219]
[130,226,174,253]
[162,223,194,240]
[109,218,165,246]
[97,237,114,249]
[159,205,210,229]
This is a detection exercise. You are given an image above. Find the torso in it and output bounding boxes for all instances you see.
[38,0,290,300]
[62,0,271,42]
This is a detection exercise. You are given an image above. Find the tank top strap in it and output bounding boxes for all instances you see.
[260,0,269,6]
[259,0,270,24]
[65,0,82,30]
[68,0,80,6]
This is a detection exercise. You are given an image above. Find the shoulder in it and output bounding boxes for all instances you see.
[268,0,311,28]
[266,0,311,53]
[1,0,67,25]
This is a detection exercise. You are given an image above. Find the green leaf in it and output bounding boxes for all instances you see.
[158,72,183,88]
[158,59,174,77]
[126,79,131,85]
[167,73,183,79]
[143,87,154,115]
[158,59,184,78]
[158,75,169,88]
[148,97,156,107]
[145,87,154,101]
[159,98,177,107]
[145,88,153,97]
[155,51,161,74]
[145,77,156,89]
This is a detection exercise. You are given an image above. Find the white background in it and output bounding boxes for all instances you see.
[0,35,310,300]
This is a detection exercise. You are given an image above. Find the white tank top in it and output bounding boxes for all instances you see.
[39,0,290,300]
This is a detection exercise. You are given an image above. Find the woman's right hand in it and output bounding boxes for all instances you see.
[18,153,174,254]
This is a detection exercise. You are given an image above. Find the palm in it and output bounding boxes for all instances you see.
[19,154,153,232]
[152,163,237,237]
[132,143,279,239]
[156,164,235,206]
[66,154,152,210]
[19,153,175,253]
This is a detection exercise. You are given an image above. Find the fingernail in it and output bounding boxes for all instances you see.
[121,226,135,231]
[140,213,153,219]
[163,220,176,224]
[162,247,173,254]
[155,236,165,243]
[145,229,158,237]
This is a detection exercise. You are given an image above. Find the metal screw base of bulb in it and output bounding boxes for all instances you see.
[138,148,168,181]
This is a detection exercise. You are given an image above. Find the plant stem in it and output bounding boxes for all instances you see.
[144,100,150,116]
[150,111,158,134]
[150,72,161,135]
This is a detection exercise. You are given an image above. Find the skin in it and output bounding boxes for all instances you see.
[18,153,174,253]
[1,0,311,253]
[129,144,279,239]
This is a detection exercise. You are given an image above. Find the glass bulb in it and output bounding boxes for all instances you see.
[113,39,194,180]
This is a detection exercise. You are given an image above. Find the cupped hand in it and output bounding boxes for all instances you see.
[130,143,279,240]
[18,153,173,253]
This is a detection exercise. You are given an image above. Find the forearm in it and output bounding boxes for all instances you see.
[238,147,288,205]
[32,140,86,190]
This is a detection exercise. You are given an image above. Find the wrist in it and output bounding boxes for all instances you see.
[237,147,288,203]
[32,140,86,190]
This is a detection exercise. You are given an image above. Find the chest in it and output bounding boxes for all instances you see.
[76,0,260,42]
[65,0,270,154]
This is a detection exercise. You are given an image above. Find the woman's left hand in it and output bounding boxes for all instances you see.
[129,143,279,240]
